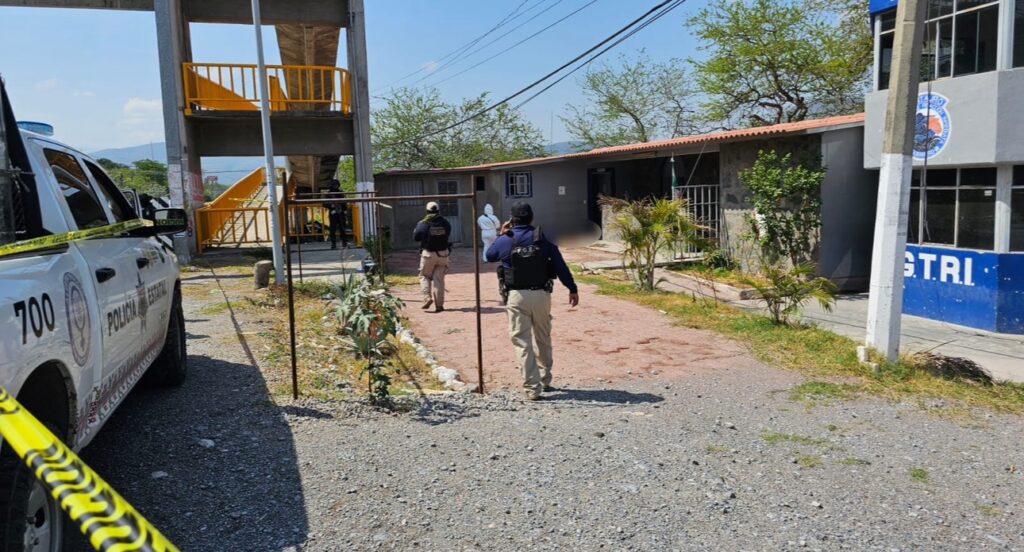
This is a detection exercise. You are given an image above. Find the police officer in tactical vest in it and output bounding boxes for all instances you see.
[486,201,579,400]
[413,202,452,312]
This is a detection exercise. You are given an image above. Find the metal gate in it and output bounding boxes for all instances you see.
[673,183,720,257]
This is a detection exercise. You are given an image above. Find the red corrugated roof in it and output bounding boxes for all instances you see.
[377,113,865,176]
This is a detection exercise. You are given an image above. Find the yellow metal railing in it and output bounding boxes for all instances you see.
[183,63,352,115]
[195,202,362,254]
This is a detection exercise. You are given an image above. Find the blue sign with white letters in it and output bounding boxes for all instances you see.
[903,245,1024,334]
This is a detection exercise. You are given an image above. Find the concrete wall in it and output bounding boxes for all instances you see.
[864,68,1024,168]
[819,126,878,290]
[376,173,475,250]
[487,161,590,238]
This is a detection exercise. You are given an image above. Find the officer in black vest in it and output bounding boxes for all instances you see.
[486,201,579,400]
[326,179,349,250]
[412,202,452,312]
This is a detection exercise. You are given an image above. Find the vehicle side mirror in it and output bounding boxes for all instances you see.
[151,208,188,235]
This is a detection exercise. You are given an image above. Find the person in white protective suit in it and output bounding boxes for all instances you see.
[477,203,501,262]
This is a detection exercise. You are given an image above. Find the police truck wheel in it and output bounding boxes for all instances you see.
[146,288,187,387]
[0,438,64,552]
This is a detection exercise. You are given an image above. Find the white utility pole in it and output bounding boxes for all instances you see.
[251,0,284,284]
[864,0,927,361]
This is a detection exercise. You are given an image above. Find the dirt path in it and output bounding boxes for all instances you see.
[390,249,773,393]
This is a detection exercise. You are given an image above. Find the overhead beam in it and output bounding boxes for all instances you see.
[189,114,354,157]
[0,0,348,26]
[0,0,152,10]
[183,0,348,26]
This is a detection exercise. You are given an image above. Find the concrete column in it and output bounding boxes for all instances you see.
[346,0,375,238]
[155,0,201,262]
[995,165,1013,252]
[865,0,927,362]
[997,0,1015,70]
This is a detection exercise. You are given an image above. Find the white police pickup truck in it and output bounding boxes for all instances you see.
[0,82,187,551]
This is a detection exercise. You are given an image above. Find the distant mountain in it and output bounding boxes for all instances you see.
[89,142,283,183]
[545,141,583,156]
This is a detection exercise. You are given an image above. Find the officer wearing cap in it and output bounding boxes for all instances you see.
[413,201,452,312]
[486,201,579,400]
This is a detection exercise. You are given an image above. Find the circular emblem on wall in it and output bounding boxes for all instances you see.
[913,92,951,160]
[63,272,91,367]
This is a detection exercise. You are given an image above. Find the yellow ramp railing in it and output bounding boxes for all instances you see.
[183,63,351,115]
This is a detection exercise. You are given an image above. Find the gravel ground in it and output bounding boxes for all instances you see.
[76,261,1024,551]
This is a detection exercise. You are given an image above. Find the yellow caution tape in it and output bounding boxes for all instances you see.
[0,388,179,552]
[0,219,153,258]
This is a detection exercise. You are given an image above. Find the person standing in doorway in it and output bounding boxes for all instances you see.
[326,179,349,250]
[486,201,579,400]
[413,202,452,312]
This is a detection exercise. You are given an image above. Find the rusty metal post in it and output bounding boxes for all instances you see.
[375,193,385,286]
[295,204,304,283]
[283,187,299,400]
[472,191,484,394]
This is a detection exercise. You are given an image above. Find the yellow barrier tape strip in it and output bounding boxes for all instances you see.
[0,219,153,258]
[0,388,179,552]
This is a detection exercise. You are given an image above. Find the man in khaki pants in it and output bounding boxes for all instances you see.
[486,202,579,400]
[412,202,452,312]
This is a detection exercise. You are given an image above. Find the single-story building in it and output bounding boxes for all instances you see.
[375,114,876,292]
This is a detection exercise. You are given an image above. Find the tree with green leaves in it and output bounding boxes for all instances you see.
[688,0,870,127]
[372,87,544,170]
[100,158,169,197]
[562,51,698,148]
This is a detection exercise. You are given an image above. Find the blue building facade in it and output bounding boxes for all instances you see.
[865,0,1024,334]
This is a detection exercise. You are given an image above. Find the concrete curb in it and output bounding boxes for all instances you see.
[396,323,475,393]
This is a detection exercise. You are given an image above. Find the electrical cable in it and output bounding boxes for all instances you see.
[424,0,599,89]
[510,0,684,110]
[372,0,537,93]
[376,0,681,148]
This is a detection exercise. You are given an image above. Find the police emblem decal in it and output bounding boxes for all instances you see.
[913,93,951,160]
[63,272,91,367]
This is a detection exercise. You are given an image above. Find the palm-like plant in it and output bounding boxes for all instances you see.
[600,196,703,291]
[744,262,837,325]
[334,277,405,404]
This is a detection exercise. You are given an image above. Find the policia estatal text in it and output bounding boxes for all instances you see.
[413,201,452,312]
[486,202,579,400]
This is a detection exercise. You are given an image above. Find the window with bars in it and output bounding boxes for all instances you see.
[1012,166,1024,251]
[437,180,459,217]
[907,167,996,250]
[506,171,532,198]
[395,179,424,207]
[877,0,998,90]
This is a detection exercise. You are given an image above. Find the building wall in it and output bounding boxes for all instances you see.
[864,68,1024,168]
[376,173,476,250]
[487,162,590,239]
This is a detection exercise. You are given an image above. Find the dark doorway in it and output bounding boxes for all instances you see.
[587,168,615,226]
[474,175,486,191]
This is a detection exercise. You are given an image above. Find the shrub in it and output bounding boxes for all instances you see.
[334,277,404,405]
[601,196,703,291]
[739,149,825,267]
[744,262,836,325]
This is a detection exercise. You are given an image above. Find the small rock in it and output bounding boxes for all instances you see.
[811,501,822,509]
[197,438,215,449]
[151,471,168,480]
[594,432,605,438]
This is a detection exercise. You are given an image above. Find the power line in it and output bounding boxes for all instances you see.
[424,0,599,89]
[512,0,684,109]
[376,0,683,148]
[372,0,536,93]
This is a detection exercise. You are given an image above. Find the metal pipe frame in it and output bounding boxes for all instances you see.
[282,188,485,399]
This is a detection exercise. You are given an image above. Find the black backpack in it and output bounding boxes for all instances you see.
[504,227,551,290]
[424,217,450,252]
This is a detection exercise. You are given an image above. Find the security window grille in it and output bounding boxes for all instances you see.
[506,172,532,198]
[907,167,997,250]
[1012,166,1024,251]
[396,179,424,207]
[877,0,998,90]
[437,180,459,217]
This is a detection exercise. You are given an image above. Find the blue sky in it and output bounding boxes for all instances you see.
[0,0,707,152]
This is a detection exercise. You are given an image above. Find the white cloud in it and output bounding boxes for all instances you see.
[421,60,439,74]
[118,97,164,143]
[34,78,58,91]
